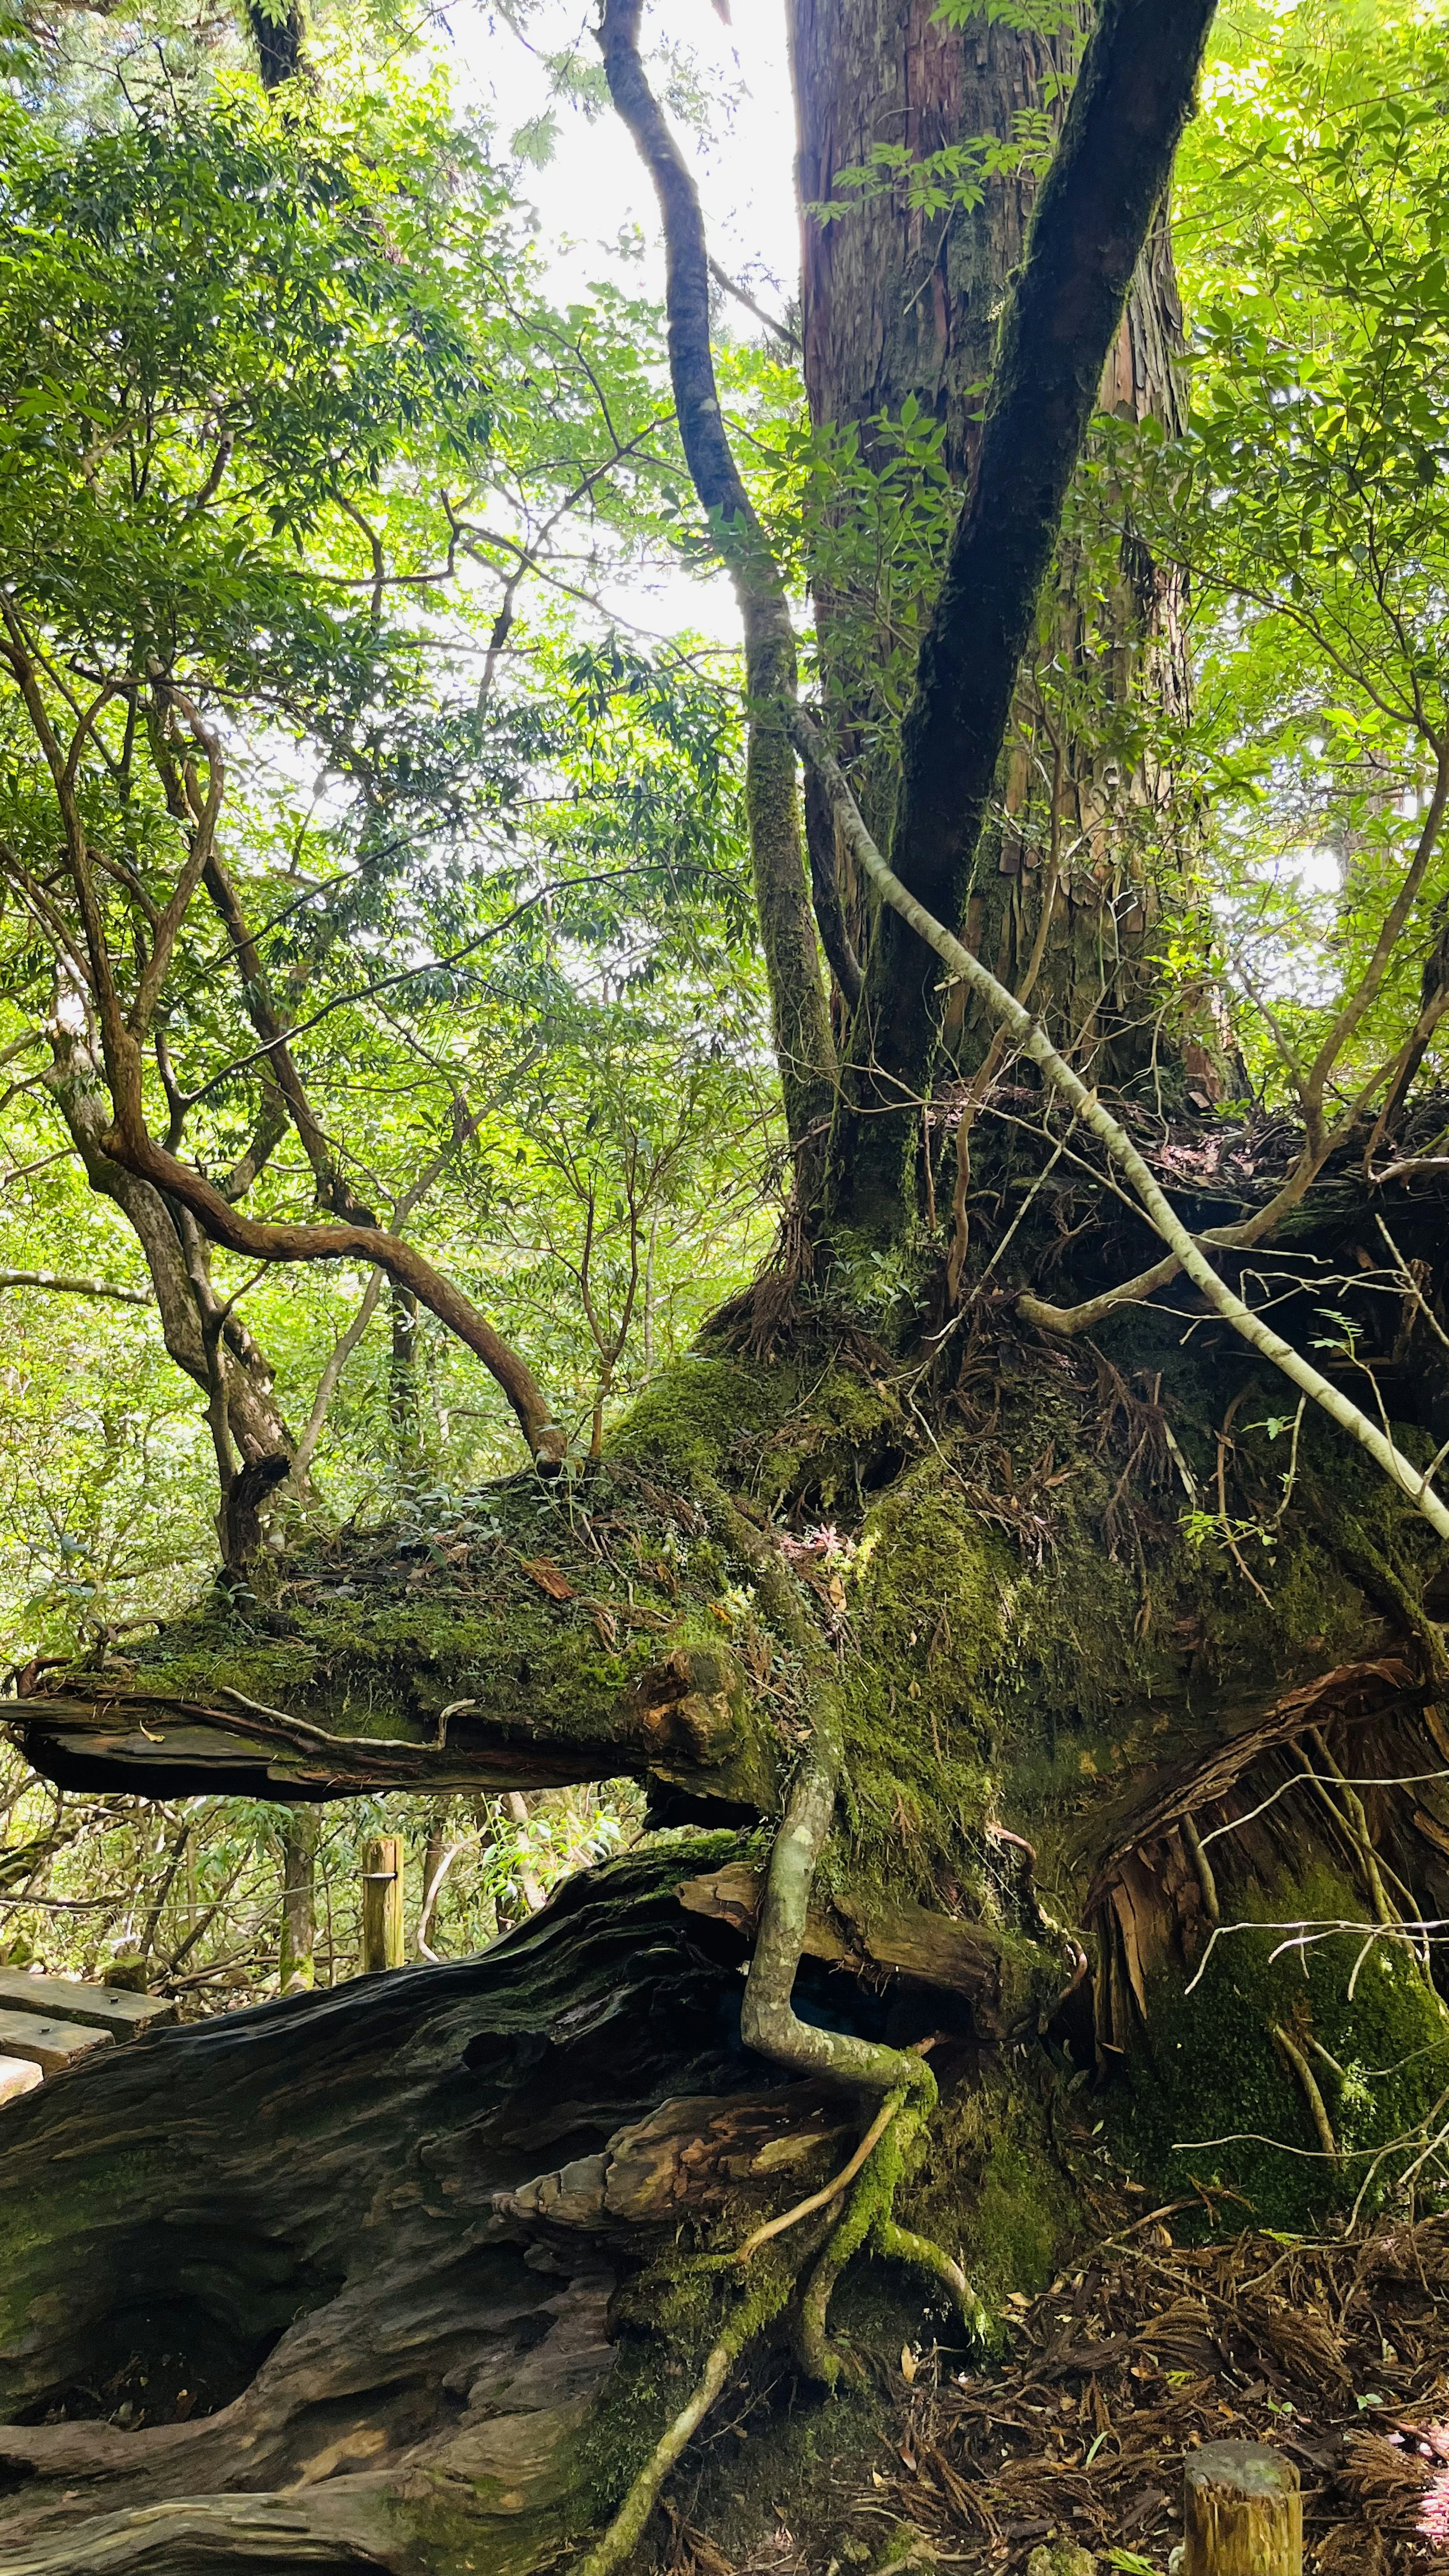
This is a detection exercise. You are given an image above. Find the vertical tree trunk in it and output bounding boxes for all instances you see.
[278,1808,318,1992]
[417,1802,451,1959]
[388,1284,427,1479]
[503,1792,547,1918]
[789,1,1202,1231]
[790,3,1073,491]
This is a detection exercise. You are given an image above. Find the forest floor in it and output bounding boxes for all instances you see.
[667,2207,1449,2576]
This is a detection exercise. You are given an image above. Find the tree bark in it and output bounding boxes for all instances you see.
[790,0,1206,1232]
[278,1808,318,1992]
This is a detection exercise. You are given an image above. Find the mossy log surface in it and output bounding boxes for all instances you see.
[0,1841,895,2569]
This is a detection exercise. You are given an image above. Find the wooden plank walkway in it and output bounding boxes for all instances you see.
[0,1970,176,2099]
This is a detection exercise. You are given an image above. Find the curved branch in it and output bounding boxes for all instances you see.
[739,1691,939,2097]
[99,1105,563,1462]
[598,0,835,1150]
[198,854,374,1223]
[804,762,863,1009]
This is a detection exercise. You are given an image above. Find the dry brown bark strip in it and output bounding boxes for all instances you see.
[1082,1656,1419,1910]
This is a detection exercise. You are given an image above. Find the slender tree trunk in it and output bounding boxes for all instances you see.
[503,1791,547,1917]
[388,1284,428,1480]
[278,1807,318,1992]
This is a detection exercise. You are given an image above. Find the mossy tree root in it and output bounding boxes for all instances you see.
[577,1695,989,2570]
[575,2259,797,2576]
[796,2090,989,2386]
[739,1693,937,2101]
[874,2215,990,2341]
[737,1695,988,2384]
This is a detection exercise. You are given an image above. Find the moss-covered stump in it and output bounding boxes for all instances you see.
[10,1260,1449,2569]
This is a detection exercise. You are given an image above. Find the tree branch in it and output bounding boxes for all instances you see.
[598,0,835,1152]
[0,1269,149,1306]
[99,1104,564,1463]
[793,703,1449,1543]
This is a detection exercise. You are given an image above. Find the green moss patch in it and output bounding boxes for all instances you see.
[1116,1868,1449,2231]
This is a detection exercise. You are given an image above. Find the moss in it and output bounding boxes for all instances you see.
[681,2366,892,2571]
[105,1468,781,1804]
[823,1230,940,1339]
[1115,1865,1449,2231]
[826,1456,1004,1903]
[755,1364,903,1513]
[570,2240,798,2546]
[607,1356,797,1482]
[905,2071,1081,2311]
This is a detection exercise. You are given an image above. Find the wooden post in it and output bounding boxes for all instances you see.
[1184,2441,1301,2576]
[362,1836,404,1974]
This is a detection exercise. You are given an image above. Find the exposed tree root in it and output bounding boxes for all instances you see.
[734,2091,900,2262]
[739,1695,938,2101]
[1271,2022,1341,2164]
[575,2258,797,2576]
[576,1694,991,2566]
[796,2085,990,2387]
[737,1692,986,2351]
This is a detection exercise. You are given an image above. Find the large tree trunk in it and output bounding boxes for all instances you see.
[8,11,1449,2568]
[789,0,1206,1232]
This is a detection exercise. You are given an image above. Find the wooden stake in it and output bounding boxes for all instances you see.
[1184,2441,1301,2575]
[362,1836,404,1973]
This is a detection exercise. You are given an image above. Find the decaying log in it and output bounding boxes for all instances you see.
[0,1839,942,2575]
[0,2488,403,2572]
[13,1640,775,1810]
[492,2085,856,2233]
[676,1859,1034,2037]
